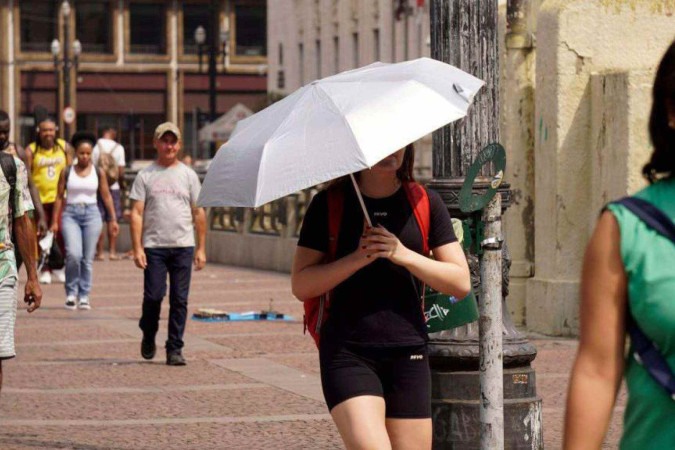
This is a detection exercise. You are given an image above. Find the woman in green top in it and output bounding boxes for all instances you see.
[564,40,675,449]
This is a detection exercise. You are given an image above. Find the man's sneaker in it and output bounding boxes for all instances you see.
[166,352,186,366]
[141,339,156,360]
[39,271,52,285]
[78,296,91,310]
[53,268,66,283]
[64,295,77,311]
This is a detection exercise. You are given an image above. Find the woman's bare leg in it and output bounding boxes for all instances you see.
[386,418,432,450]
[331,395,391,450]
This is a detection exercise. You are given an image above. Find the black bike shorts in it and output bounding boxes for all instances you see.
[319,343,431,418]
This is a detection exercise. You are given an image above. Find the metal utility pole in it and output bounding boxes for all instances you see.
[428,0,542,448]
[208,0,218,157]
[62,1,71,140]
[51,1,80,141]
[480,193,504,449]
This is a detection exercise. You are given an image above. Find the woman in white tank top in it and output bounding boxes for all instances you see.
[50,132,119,310]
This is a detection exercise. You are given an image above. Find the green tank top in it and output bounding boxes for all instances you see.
[607,177,675,450]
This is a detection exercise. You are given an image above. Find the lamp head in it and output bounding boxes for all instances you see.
[61,0,71,18]
[72,39,82,56]
[51,39,61,56]
[194,25,206,45]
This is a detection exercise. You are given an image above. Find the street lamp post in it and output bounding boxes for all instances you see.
[194,25,206,72]
[51,0,80,141]
[194,0,229,157]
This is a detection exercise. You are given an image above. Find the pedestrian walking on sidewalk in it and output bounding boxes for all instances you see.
[291,144,471,449]
[0,140,42,396]
[564,39,675,450]
[0,110,47,271]
[26,117,73,285]
[50,131,118,311]
[93,126,126,261]
[130,122,206,366]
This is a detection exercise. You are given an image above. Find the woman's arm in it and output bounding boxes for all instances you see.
[563,211,627,449]
[364,226,471,299]
[291,232,375,301]
[15,145,47,236]
[50,169,67,233]
[97,168,119,236]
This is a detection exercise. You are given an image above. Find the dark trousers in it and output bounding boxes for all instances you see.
[139,247,194,354]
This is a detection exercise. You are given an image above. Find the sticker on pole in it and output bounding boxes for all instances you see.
[62,107,76,125]
[459,143,507,213]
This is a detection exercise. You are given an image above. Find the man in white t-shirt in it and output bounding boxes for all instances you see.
[92,127,126,260]
[130,122,206,366]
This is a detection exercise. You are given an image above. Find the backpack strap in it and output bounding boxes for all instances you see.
[612,197,675,244]
[326,186,344,261]
[403,182,430,255]
[403,182,431,306]
[0,152,17,236]
[609,196,675,400]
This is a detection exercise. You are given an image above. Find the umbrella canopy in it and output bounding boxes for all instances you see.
[198,57,484,208]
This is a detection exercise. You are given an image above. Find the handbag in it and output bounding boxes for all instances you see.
[422,218,479,333]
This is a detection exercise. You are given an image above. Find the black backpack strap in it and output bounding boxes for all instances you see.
[626,316,675,400]
[611,196,675,244]
[0,152,17,224]
[608,196,675,400]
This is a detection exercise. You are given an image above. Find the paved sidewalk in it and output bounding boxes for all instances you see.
[0,259,623,449]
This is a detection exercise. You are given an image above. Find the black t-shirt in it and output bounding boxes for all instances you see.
[298,184,457,347]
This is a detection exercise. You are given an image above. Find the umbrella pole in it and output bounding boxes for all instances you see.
[349,173,373,227]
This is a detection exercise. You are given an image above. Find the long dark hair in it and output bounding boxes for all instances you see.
[643,39,675,183]
[396,143,416,182]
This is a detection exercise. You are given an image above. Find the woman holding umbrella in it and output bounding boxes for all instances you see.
[292,144,471,449]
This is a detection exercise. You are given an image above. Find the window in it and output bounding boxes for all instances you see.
[183,4,211,55]
[20,1,57,53]
[78,113,164,161]
[234,3,266,57]
[374,29,380,61]
[278,43,283,66]
[129,3,166,54]
[298,43,304,85]
[352,32,359,68]
[333,36,339,73]
[76,1,113,53]
[315,39,321,79]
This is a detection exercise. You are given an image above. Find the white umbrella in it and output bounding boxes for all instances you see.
[198,57,484,212]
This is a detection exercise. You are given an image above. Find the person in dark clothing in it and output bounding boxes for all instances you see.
[291,144,471,449]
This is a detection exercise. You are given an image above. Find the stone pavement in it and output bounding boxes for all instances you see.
[0,258,623,449]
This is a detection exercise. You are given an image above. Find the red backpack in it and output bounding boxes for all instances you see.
[303,181,431,347]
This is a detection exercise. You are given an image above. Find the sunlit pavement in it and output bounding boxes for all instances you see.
[0,258,622,449]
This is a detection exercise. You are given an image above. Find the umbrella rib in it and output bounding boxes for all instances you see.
[314,84,365,166]
[315,85,374,223]
[253,87,312,205]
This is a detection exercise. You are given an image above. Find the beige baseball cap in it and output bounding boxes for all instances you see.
[154,122,181,141]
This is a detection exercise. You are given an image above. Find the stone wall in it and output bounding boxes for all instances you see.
[526,0,674,335]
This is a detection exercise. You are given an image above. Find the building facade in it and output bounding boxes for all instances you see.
[0,0,267,161]
[268,0,434,177]
[267,0,675,335]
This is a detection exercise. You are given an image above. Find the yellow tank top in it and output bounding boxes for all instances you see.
[30,139,67,204]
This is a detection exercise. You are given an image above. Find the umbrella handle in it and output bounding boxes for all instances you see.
[349,173,373,228]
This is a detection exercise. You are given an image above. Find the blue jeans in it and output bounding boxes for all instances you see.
[139,247,194,354]
[61,203,103,298]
